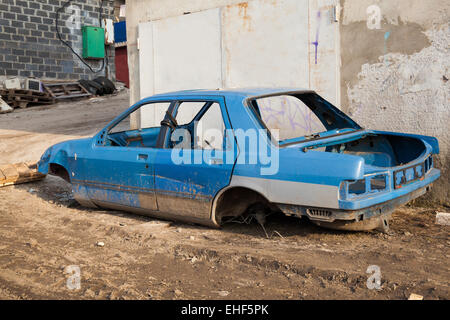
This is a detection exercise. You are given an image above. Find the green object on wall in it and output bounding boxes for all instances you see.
[82,26,105,59]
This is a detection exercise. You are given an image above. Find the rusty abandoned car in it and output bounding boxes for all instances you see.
[38,88,440,232]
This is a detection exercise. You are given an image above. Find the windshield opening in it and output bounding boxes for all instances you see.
[249,92,361,144]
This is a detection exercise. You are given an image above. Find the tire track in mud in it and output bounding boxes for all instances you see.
[170,243,448,300]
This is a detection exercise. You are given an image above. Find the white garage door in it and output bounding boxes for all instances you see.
[138,8,222,98]
[137,0,339,126]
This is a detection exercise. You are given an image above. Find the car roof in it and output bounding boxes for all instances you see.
[145,87,315,100]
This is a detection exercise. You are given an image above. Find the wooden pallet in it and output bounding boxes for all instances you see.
[0,89,55,109]
[43,82,92,100]
[0,162,46,187]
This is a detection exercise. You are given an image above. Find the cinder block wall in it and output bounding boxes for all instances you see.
[339,0,450,205]
[0,0,115,81]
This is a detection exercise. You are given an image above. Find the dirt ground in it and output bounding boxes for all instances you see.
[0,91,448,300]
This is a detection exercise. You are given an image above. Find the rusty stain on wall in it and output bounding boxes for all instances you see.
[237,2,252,31]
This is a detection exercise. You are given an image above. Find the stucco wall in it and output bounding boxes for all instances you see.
[340,0,450,205]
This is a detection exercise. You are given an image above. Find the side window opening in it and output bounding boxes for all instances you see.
[169,102,225,150]
[196,103,225,150]
[106,101,171,147]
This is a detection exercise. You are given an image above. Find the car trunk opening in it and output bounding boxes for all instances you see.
[324,134,426,168]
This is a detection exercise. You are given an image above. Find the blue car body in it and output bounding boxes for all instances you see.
[38,88,440,231]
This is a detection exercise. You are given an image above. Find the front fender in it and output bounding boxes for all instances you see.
[38,145,70,175]
[37,137,92,176]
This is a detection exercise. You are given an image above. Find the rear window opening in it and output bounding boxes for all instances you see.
[249,92,361,144]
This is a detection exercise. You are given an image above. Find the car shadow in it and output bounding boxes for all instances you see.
[14,175,370,238]
[219,211,360,239]
[12,175,152,223]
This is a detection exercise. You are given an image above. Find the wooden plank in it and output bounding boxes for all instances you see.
[0,162,46,187]
[43,86,56,98]
[78,83,90,94]
[43,82,92,100]
[18,101,28,109]
[56,93,92,99]
[1,164,19,181]
[0,89,48,97]
[0,89,54,109]
[2,93,52,100]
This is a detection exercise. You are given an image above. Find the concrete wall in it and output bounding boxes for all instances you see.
[126,0,340,105]
[339,0,450,205]
[0,0,115,81]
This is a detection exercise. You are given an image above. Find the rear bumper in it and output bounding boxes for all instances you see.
[339,168,440,210]
[278,174,436,223]
[331,184,431,222]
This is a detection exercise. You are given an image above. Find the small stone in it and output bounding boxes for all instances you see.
[84,289,95,297]
[436,212,450,226]
[408,293,423,300]
[404,231,412,236]
[25,239,38,248]
[189,236,195,240]
[96,241,105,247]
[28,188,37,193]
[217,290,229,297]
[174,289,182,296]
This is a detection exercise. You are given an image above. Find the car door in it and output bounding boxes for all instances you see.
[71,101,172,213]
[74,145,158,212]
[153,96,238,221]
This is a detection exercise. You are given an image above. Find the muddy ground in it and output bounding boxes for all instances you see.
[0,91,448,300]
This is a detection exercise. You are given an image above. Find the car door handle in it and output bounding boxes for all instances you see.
[138,154,148,160]
[208,158,223,165]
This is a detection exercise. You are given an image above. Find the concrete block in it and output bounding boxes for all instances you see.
[436,212,450,226]
[0,98,13,114]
